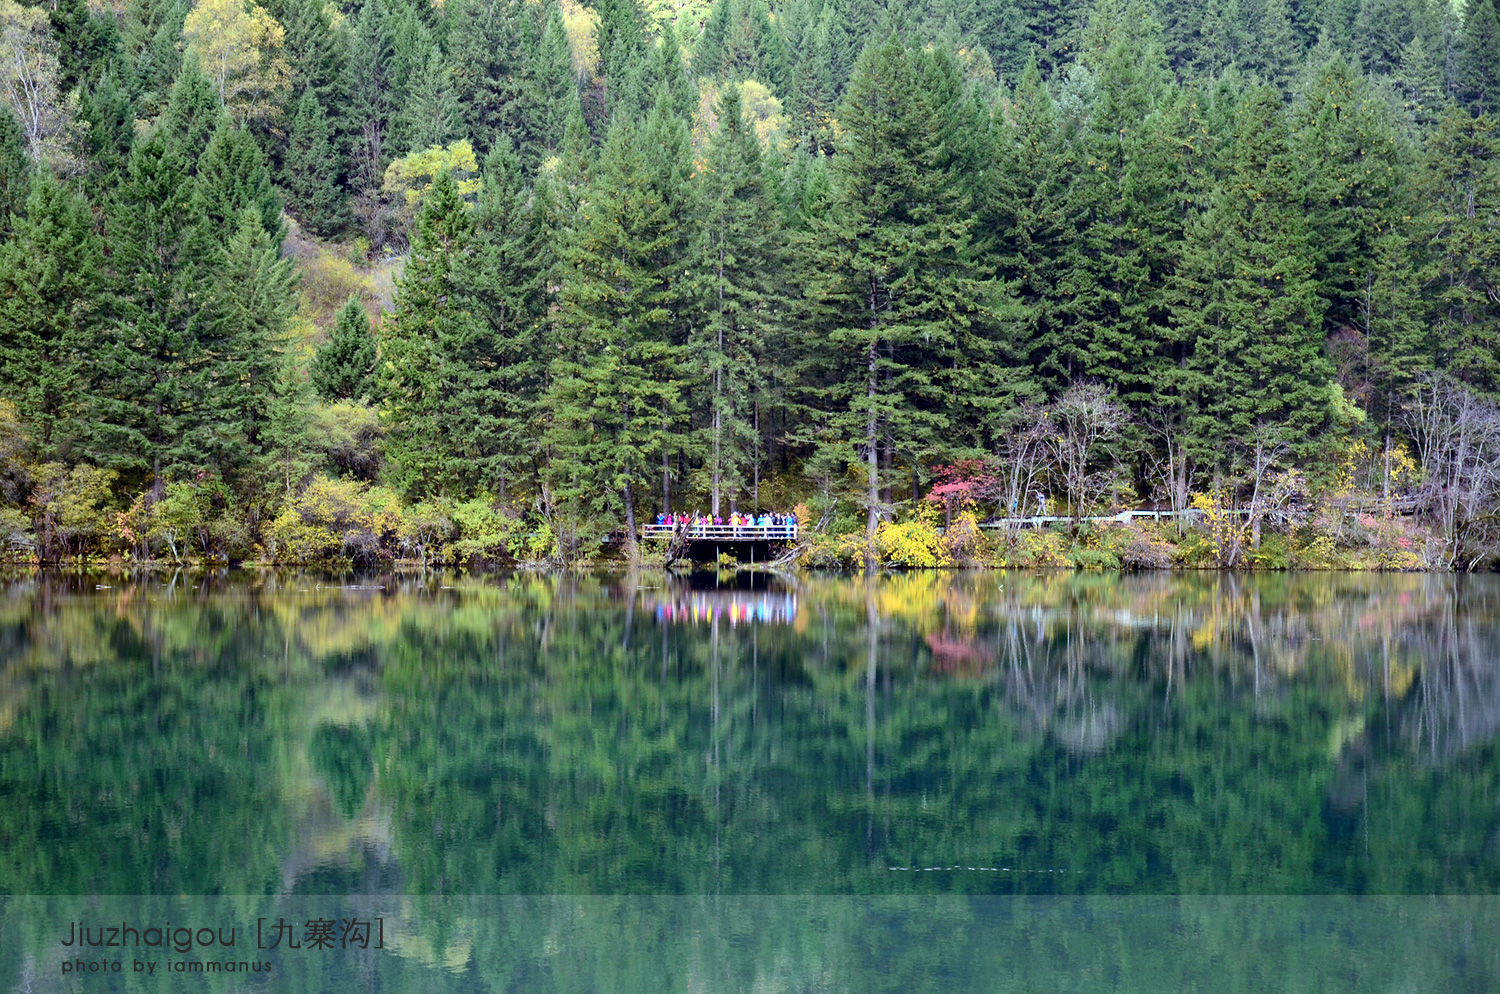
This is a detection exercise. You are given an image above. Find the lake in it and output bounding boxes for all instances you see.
[2,570,1498,990]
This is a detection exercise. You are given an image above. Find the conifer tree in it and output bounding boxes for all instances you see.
[340,0,397,197]
[394,49,462,154]
[1291,54,1404,344]
[0,172,100,458]
[382,170,480,495]
[1457,0,1500,115]
[86,128,217,484]
[444,0,540,160]
[1252,0,1299,94]
[543,116,689,558]
[463,139,548,495]
[312,297,378,402]
[803,37,995,544]
[0,107,29,233]
[642,23,697,121]
[1361,231,1429,429]
[1417,104,1500,396]
[387,1,433,96]
[261,346,315,499]
[1051,0,1180,409]
[120,0,189,118]
[595,0,645,117]
[49,0,115,95]
[692,84,780,515]
[984,56,1062,412]
[1175,86,1331,465]
[194,115,284,248]
[80,73,135,184]
[160,52,222,174]
[694,0,733,78]
[197,209,298,477]
[263,0,344,111]
[786,6,837,152]
[284,89,348,235]
[532,2,578,160]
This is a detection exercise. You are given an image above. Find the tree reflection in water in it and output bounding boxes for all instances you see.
[0,570,1497,899]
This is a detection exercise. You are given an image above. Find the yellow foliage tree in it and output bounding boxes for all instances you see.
[0,0,83,170]
[182,0,290,125]
[382,140,480,208]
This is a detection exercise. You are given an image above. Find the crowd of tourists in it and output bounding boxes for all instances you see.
[653,512,795,528]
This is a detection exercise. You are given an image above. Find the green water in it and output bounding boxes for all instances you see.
[2,570,1499,990]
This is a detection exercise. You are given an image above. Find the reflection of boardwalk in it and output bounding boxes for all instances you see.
[650,590,798,626]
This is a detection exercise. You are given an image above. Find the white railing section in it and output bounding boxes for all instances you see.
[641,523,799,541]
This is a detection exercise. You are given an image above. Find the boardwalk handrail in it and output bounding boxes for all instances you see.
[642,523,798,541]
[979,510,1208,529]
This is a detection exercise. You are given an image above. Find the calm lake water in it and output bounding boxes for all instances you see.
[2,570,1498,990]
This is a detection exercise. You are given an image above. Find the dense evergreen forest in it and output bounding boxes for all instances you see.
[0,0,1499,567]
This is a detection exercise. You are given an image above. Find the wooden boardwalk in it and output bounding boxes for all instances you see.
[980,510,1206,529]
[981,496,1425,530]
[641,523,799,541]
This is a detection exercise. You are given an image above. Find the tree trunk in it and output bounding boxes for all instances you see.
[865,312,879,554]
[662,445,671,515]
[622,483,639,561]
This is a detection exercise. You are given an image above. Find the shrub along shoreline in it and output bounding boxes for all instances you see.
[1,482,1460,571]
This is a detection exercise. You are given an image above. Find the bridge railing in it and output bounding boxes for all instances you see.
[642,524,799,541]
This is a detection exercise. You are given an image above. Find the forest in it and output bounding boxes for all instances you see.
[0,0,1499,568]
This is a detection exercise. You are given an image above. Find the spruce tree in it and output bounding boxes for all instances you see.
[50,0,115,95]
[284,90,349,236]
[384,165,541,496]
[1050,0,1180,410]
[80,73,136,184]
[803,37,996,544]
[532,2,578,160]
[312,297,378,402]
[642,23,697,122]
[0,108,30,234]
[340,0,398,197]
[262,347,315,500]
[265,0,345,111]
[595,0,646,118]
[786,6,837,152]
[1291,54,1404,345]
[382,171,476,495]
[197,209,298,478]
[86,128,217,484]
[986,57,1064,385]
[394,49,462,155]
[692,84,780,515]
[1457,0,1500,115]
[193,115,285,249]
[1252,0,1299,94]
[1175,86,1332,465]
[1417,105,1500,396]
[120,0,189,118]
[0,172,100,459]
[543,116,689,558]
[159,52,222,175]
[694,0,734,79]
[463,139,548,496]
[444,0,540,160]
